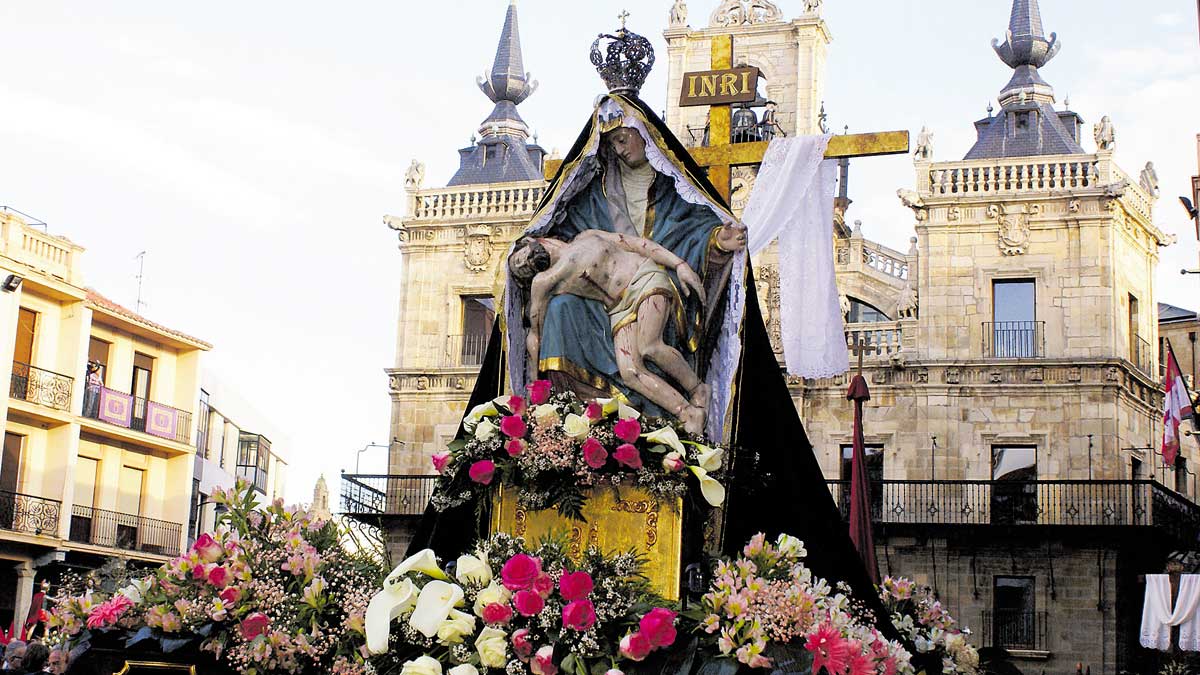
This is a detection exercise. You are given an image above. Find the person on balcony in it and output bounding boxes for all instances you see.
[83,362,102,418]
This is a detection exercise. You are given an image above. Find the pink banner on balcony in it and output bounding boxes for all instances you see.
[98,388,133,427]
[145,401,178,440]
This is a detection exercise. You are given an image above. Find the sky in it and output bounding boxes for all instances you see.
[0,1,1195,505]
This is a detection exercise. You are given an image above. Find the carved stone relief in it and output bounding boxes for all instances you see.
[709,0,784,26]
[988,203,1042,256]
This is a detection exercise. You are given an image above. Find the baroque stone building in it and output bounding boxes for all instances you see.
[358,2,1199,671]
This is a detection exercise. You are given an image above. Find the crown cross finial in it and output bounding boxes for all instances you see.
[590,18,655,95]
[618,10,630,29]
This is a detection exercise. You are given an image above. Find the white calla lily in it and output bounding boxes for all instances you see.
[641,426,684,453]
[455,553,492,585]
[464,402,499,431]
[395,549,450,580]
[563,413,591,439]
[409,579,466,638]
[365,575,418,654]
[617,401,641,420]
[695,445,724,472]
[594,397,621,416]
[688,465,726,506]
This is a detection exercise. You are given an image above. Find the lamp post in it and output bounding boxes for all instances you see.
[354,442,389,474]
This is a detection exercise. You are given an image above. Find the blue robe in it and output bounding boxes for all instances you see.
[537,168,723,415]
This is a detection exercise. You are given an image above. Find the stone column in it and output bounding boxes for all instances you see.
[12,561,34,632]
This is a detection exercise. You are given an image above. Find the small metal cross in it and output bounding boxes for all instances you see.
[850,339,878,376]
[618,10,630,29]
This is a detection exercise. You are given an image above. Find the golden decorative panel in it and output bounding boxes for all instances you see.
[491,485,682,601]
[114,662,197,675]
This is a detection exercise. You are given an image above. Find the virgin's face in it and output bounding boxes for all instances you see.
[607,128,648,169]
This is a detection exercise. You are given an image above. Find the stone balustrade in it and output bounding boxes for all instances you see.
[844,320,910,359]
[919,153,1155,222]
[0,209,83,285]
[836,236,912,284]
[406,181,545,223]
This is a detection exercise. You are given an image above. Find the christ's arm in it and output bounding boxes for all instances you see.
[590,231,706,304]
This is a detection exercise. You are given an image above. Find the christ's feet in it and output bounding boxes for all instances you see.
[689,383,711,409]
[678,405,706,436]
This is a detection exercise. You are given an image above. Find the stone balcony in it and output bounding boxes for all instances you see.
[0,208,84,286]
[392,180,546,225]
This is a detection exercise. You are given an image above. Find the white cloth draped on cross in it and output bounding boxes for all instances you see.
[1141,574,1200,651]
[741,134,848,379]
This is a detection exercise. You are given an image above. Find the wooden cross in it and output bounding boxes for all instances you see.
[691,35,909,202]
[850,339,879,377]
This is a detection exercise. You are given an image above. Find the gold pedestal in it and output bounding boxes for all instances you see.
[490,485,682,601]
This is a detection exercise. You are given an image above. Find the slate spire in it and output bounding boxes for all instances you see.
[991,0,1060,105]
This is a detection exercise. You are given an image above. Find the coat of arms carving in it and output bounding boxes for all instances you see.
[988,203,1041,256]
[463,223,493,272]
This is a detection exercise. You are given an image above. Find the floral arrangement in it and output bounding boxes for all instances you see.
[365,533,679,675]
[878,577,979,675]
[47,481,383,675]
[430,380,726,520]
[692,533,913,674]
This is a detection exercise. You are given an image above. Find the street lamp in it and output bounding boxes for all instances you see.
[354,442,390,474]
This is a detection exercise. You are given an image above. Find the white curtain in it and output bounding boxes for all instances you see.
[742,134,848,379]
[1142,574,1200,651]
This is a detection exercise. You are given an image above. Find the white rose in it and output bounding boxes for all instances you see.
[436,609,477,645]
[475,626,508,668]
[776,534,807,559]
[695,445,723,471]
[400,656,443,675]
[409,580,466,638]
[474,418,498,441]
[449,666,480,675]
[455,554,492,586]
[563,413,590,439]
[473,583,512,616]
[532,404,560,427]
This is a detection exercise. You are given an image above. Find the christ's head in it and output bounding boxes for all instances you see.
[605,127,649,169]
[509,236,553,283]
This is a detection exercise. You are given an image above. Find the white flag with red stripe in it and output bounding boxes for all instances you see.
[1163,341,1196,466]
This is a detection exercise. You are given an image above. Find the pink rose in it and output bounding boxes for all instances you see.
[661,452,685,473]
[585,402,603,421]
[500,415,527,438]
[531,645,557,675]
[582,438,608,469]
[468,460,496,485]
[191,563,209,581]
[501,554,542,590]
[219,587,241,605]
[562,599,596,631]
[482,602,513,625]
[431,451,451,474]
[558,571,594,601]
[619,632,652,661]
[529,379,552,405]
[506,439,528,457]
[191,533,223,563]
[613,418,641,443]
[240,612,270,640]
[613,444,642,470]
[207,565,231,588]
[512,628,534,660]
[507,395,527,415]
[638,608,678,648]
[514,589,545,616]
[532,572,554,598]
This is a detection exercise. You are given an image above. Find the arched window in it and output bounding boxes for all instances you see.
[847,298,891,323]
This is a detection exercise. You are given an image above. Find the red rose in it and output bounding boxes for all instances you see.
[191,533,223,563]
[613,443,642,470]
[619,632,652,661]
[582,438,608,469]
[562,599,596,631]
[207,565,231,588]
[500,415,527,438]
[501,554,542,590]
[558,571,594,601]
[532,572,554,598]
[532,645,557,675]
[482,602,513,625]
[638,608,678,648]
[219,587,241,605]
[506,439,528,457]
[613,418,641,443]
[468,460,496,485]
[514,589,545,616]
[239,612,270,640]
[585,402,603,421]
[529,380,552,405]
[507,395,527,415]
[191,564,208,580]
[431,451,451,474]
[512,628,534,659]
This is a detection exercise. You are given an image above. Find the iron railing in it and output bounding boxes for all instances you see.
[826,479,1200,542]
[687,122,783,147]
[82,385,192,444]
[10,362,73,411]
[340,474,438,517]
[0,489,61,537]
[982,321,1045,358]
[1132,334,1156,379]
[982,610,1048,651]
[68,504,181,556]
[445,334,491,368]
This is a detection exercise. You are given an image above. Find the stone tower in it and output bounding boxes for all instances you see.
[312,474,331,519]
